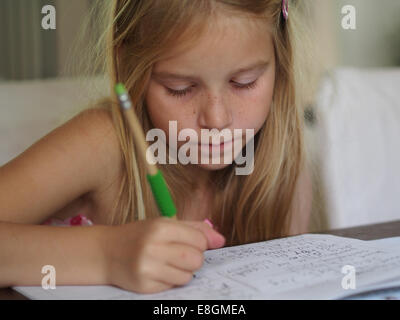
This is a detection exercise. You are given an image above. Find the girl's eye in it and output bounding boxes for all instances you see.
[165,79,258,98]
[231,79,258,90]
[165,86,193,98]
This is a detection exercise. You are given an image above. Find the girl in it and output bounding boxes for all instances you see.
[0,0,312,294]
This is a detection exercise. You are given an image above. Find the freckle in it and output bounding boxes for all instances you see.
[193,110,196,115]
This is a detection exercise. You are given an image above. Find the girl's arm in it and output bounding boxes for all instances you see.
[0,218,225,290]
[0,108,225,293]
[0,222,110,287]
[0,108,119,287]
[0,108,119,224]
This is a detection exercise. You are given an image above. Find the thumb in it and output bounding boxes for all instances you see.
[182,220,225,250]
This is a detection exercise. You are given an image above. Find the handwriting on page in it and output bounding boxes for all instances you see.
[202,235,400,295]
[13,234,400,300]
[104,234,400,300]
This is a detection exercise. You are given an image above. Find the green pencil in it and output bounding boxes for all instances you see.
[115,83,177,219]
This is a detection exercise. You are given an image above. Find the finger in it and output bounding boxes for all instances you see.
[151,263,194,287]
[131,279,173,295]
[182,220,226,249]
[154,243,204,272]
[152,218,208,252]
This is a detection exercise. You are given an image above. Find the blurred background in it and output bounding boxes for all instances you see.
[0,0,399,232]
[1,0,399,81]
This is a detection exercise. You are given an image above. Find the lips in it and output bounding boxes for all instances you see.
[201,140,232,147]
[198,139,234,153]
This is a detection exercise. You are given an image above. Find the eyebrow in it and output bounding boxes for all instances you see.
[152,60,269,82]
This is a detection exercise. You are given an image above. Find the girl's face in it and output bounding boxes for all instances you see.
[145,11,275,171]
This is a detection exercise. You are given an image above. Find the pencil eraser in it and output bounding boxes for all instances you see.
[115,83,127,96]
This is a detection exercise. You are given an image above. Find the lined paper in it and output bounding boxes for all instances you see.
[13,234,400,300]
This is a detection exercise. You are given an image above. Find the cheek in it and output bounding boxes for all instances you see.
[146,82,176,130]
[236,78,274,132]
[145,82,196,134]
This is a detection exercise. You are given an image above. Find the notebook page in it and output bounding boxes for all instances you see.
[367,236,400,252]
[13,234,400,300]
[335,236,400,299]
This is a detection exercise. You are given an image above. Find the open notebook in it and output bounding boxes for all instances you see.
[13,234,400,300]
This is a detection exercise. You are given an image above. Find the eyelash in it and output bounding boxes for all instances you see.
[165,80,258,98]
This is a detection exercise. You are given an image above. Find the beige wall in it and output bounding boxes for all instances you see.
[334,0,400,67]
[55,0,400,77]
[0,0,58,80]
[56,0,90,77]
[312,0,400,68]
[311,1,339,70]
[1,1,399,81]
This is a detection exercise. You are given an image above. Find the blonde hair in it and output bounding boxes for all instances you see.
[74,0,314,246]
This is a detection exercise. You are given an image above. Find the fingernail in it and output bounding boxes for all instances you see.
[203,218,214,228]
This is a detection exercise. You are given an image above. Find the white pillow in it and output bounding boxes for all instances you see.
[314,67,400,229]
[0,77,108,166]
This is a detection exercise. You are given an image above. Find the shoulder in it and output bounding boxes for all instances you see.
[76,107,125,223]
[76,106,123,190]
[66,107,122,177]
[78,106,121,159]
[76,106,116,144]
[0,104,122,224]
[56,106,125,224]
[288,163,313,235]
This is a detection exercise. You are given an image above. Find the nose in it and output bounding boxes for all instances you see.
[198,91,233,131]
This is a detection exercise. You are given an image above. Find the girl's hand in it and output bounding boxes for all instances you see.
[102,217,225,294]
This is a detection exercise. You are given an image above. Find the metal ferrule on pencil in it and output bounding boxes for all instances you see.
[117,93,132,110]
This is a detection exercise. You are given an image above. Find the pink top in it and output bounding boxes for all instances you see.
[42,214,94,227]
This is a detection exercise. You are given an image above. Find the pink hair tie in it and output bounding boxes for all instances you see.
[282,0,289,20]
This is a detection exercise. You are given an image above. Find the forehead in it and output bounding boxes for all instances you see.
[153,10,274,74]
